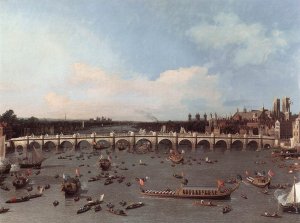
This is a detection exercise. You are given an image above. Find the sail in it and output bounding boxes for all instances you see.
[32,147,44,163]
[285,182,300,204]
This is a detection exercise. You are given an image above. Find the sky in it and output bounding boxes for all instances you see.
[0,0,299,121]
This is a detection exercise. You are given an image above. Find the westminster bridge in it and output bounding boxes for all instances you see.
[8,132,275,154]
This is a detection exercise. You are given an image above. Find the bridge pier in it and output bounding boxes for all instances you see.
[242,134,247,151]
[191,132,197,152]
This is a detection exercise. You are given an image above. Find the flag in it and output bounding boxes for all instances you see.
[245,170,249,176]
[268,169,275,178]
[139,178,144,186]
[75,168,80,177]
[217,179,225,188]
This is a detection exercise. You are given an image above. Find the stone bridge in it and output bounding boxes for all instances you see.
[8,132,275,154]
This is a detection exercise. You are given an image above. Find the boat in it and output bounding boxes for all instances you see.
[193,200,217,207]
[107,208,127,216]
[0,207,9,214]
[93,142,108,150]
[61,175,81,195]
[10,163,20,173]
[94,205,102,212]
[27,193,43,199]
[241,193,248,199]
[12,175,29,189]
[19,146,46,169]
[280,178,300,214]
[173,173,183,179]
[246,176,270,188]
[141,182,240,200]
[104,178,113,185]
[261,212,282,218]
[222,205,232,214]
[6,196,30,203]
[169,150,184,164]
[119,201,127,206]
[125,202,144,210]
[0,135,11,174]
[53,200,59,206]
[98,155,111,171]
[77,205,91,214]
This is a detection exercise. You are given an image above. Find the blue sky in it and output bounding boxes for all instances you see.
[0,0,299,121]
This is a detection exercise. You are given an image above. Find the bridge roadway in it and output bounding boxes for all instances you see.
[8,132,275,154]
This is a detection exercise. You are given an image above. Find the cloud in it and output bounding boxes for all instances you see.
[44,92,70,109]
[42,63,221,121]
[186,13,288,67]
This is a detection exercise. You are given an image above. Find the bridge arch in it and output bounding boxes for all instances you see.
[29,141,41,151]
[263,143,271,149]
[16,145,24,154]
[77,140,92,151]
[60,141,74,152]
[135,139,152,154]
[231,140,243,151]
[95,140,111,149]
[115,139,130,151]
[197,140,210,153]
[157,139,173,153]
[214,140,227,152]
[43,141,56,154]
[178,139,192,153]
[247,141,258,151]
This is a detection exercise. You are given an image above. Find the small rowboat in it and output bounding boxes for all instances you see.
[125,202,144,210]
[6,196,30,204]
[241,194,248,199]
[0,207,9,214]
[107,208,127,216]
[77,205,91,214]
[222,206,232,214]
[261,212,282,218]
[193,200,217,207]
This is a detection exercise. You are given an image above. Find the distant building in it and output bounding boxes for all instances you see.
[282,97,291,120]
[291,113,300,147]
[273,98,280,119]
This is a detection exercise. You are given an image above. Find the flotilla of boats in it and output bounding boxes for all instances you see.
[1,132,300,220]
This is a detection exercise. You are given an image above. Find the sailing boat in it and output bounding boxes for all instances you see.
[0,135,11,174]
[19,146,46,169]
[280,177,300,214]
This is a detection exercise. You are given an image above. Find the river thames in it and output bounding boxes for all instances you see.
[0,128,299,223]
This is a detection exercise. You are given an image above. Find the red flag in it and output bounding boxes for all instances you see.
[139,178,144,186]
[75,168,80,177]
[245,170,249,176]
[268,169,275,178]
[217,179,225,188]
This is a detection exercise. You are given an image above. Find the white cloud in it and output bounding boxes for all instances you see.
[186,13,288,67]
[42,63,221,121]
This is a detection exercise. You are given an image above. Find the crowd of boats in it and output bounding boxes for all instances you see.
[1,133,300,219]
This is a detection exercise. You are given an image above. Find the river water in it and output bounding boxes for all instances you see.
[1,128,299,223]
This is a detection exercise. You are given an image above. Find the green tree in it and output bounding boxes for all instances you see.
[0,109,17,125]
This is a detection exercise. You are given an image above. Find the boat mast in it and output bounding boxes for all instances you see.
[294,177,296,204]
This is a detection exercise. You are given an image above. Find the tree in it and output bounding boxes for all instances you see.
[0,109,17,125]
